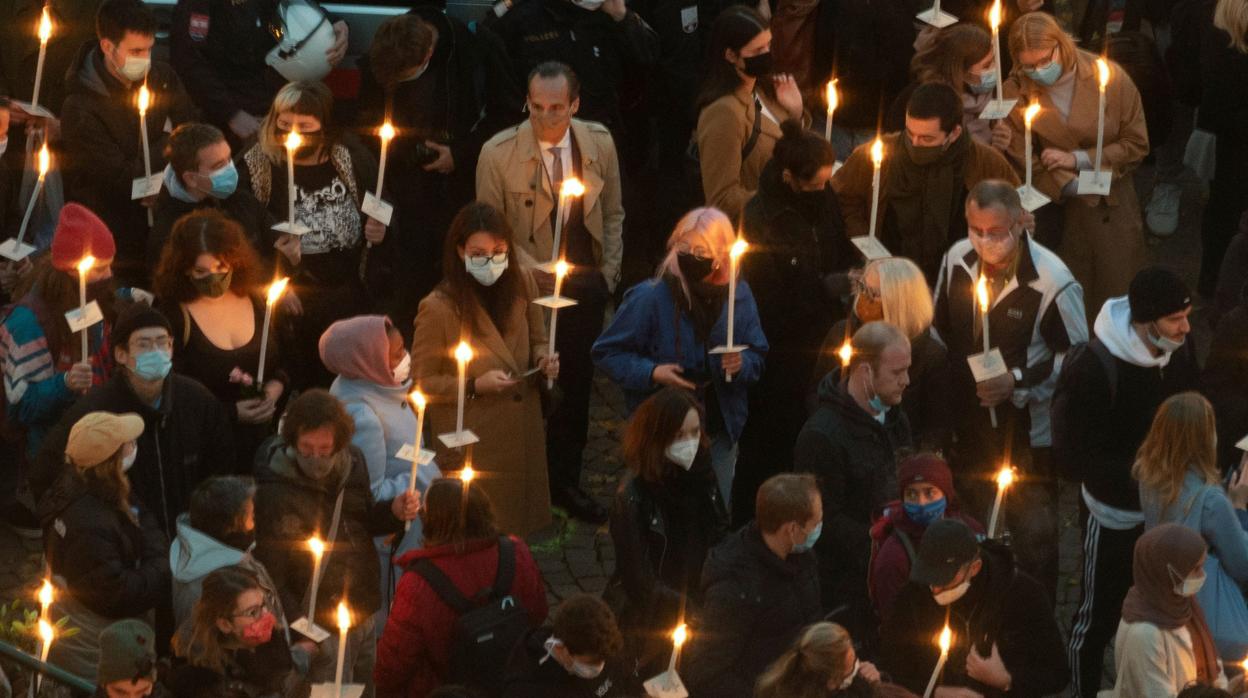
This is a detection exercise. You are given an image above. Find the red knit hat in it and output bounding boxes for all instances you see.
[51,203,115,271]
[898,453,956,504]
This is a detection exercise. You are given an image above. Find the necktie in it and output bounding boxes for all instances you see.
[548,146,563,240]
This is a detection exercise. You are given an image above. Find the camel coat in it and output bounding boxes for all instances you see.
[696,87,795,220]
[1002,49,1150,317]
[410,272,553,536]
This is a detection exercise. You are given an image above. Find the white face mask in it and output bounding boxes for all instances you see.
[541,637,606,679]
[933,579,971,606]
[118,55,151,82]
[838,658,860,689]
[1170,564,1206,597]
[392,352,412,384]
[571,0,605,9]
[122,444,138,472]
[465,256,508,286]
[665,437,699,470]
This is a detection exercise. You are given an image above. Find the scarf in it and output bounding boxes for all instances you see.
[1120,523,1219,684]
[882,132,971,273]
[317,315,397,387]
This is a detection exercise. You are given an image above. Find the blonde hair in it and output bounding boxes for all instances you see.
[1214,0,1248,53]
[77,449,136,525]
[756,622,855,698]
[656,207,736,304]
[1007,12,1079,90]
[866,257,934,339]
[1132,392,1219,510]
[258,81,334,164]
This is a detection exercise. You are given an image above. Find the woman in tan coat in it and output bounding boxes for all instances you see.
[695,5,805,220]
[411,202,558,536]
[1001,12,1149,318]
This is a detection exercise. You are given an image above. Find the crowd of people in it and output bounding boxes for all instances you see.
[0,0,1246,696]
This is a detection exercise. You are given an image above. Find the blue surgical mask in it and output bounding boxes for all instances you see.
[968,69,997,94]
[792,521,822,553]
[903,498,947,527]
[866,366,889,421]
[1025,60,1063,86]
[133,350,172,381]
[207,161,239,199]
[1149,323,1185,354]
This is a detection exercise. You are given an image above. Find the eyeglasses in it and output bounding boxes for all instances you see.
[853,278,881,301]
[675,242,713,260]
[129,336,173,352]
[466,251,508,268]
[1018,46,1058,72]
[232,602,266,620]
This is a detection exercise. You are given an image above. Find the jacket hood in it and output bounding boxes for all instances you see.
[394,536,501,567]
[319,315,400,387]
[816,370,900,428]
[701,523,808,589]
[1094,296,1172,368]
[170,513,244,584]
[68,40,111,98]
[37,469,87,526]
[255,438,350,493]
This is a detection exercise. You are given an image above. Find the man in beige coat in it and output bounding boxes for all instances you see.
[476,60,623,523]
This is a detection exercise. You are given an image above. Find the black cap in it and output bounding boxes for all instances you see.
[910,519,980,587]
[111,302,172,349]
[1129,267,1191,324]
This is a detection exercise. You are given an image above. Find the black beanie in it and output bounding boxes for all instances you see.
[1129,267,1191,324]
[111,301,172,348]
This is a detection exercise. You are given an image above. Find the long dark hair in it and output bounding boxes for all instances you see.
[177,566,263,673]
[622,389,708,484]
[696,6,771,113]
[420,478,500,551]
[153,210,263,304]
[911,23,993,89]
[25,256,116,363]
[437,202,527,339]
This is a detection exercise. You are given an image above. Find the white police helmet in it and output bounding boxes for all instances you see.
[266,0,335,83]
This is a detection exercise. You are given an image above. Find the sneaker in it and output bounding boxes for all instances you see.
[1146,182,1181,237]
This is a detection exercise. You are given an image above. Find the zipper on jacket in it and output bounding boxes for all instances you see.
[155,424,171,539]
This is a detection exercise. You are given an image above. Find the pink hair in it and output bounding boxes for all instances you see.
[656,207,738,303]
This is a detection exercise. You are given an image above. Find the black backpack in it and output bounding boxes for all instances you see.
[411,536,530,697]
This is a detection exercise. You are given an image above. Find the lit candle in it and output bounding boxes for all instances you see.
[257,277,289,387]
[989,0,1005,107]
[868,138,884,238]
[1023,102,1040,191]
[824,80,838,143]
[30,6,52,111]
[404,390,426,533]
[668,623,688,674]
[306,536,325,623]
[376,122,395,198]
[547,259,569,389]
[726,238,748,348]
[461,463,475,487]
[137,84,154,226]
[922,625,952,698]
[837,340,853,370]
[550,178,586,264]
[31,618,53,698]
[454,341,473,435]
[77,255,95,363]
[37,579,52,622]
[976,275,998,428]
[15,144,50,249]
[1093,58,1110,180]
[284,130,302,233]
[333,601,350,695]
[987,465,1015,538]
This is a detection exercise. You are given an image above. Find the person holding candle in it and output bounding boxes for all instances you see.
[756,621,908,698]
[593,207,767,507]
[90,619,165,698]
[502,593,634,697]
[60,0,198,288]
[999,11,1149,316]
[0,2,107,118]
[153,210,286,475]
[833,82,1018,284]
[254,389,420,692]
[376,476,549,698]
[39,411,171,682]
[933,180,1087,602]
[879,518,1070,697]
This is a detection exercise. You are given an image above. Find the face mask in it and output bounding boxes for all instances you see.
[571,0,606,9]
[865,365,889,418]
[465,256,508,286]
[240,611,276,646]
[571,660,606,679]
[1025,60,1063,86]
[278,130,323,159]
[1169,563,1206,597]
[665,437,699,470]
[121,445,138,472]
[903,497,947,527]
[854,294,884,323]
[838,659,860,690]
[393,352,412,384]
[86,277,115,303]
[399,62,429,82]
[791,521,822,553]
[222,529,256,552]
[133,350,172,381]
[741,51,773,78]
[677,251,715,283]
[295,451,337,480]
[904,135,951,167]
[968,69,997,94]
[933,579,971,606]
[118,55,151,82]
[191,270,233,299]
[1149,323,1185,353]
[205,161,239,199]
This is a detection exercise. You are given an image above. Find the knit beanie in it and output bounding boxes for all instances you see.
[111,303,172,349]
[50,203,115,271]
[96,619,156,686]
[897,453,956,505]
[1129,267,1191,324]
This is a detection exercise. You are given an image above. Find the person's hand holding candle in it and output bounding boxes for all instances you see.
[390,490,421,521]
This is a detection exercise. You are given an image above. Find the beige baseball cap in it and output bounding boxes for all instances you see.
[65,412,144,469]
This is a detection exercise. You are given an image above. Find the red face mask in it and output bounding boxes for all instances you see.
[240,611,276,646]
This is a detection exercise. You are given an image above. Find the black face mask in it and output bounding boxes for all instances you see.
[222,529,256,552]
[277,129,324,160]
[85,277,115,303]
[741,51,773,78]
[677,251,715,283]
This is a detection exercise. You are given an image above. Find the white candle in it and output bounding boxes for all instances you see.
[868,138,884,238]
[976,275,998,428]
[376,121,395,198]
[137,85,154,226]
[461,463,475,488]
[547,260,569,389]
[284,130,302,232]
[16,144,50,247]
[37,579,52,622]
[824,80,838,143]
[454,341,473,434]
[257,277,289,387]
[333,601,350,695]
[989,0,1005,107]
[31,7,52,111]
[550,178,585,264]
[1023,102,1040,190]
[922,625,952,698]
[668,624,688,674]
[77,256,95,363]
[987,465,1015,538]
[306,536,325,622]
[1094,58,1110,178]
[404,390,426,533]
[726,238,747,347]
[31,618,53,698]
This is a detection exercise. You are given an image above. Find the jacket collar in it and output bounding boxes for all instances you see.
[109,370,174,420]
[514,119,606,214]
[395,536,502,566]
[956,235,1040,309]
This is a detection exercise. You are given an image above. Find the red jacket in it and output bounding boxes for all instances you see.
[374,536,548,698]
[869,503,984,622]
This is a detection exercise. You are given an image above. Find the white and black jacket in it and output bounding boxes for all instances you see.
[934,236,1088,447]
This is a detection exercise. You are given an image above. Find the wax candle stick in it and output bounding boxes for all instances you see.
[333,602,350,696]
[987,465,1015,538]
[824,80,838,144]
[13,144,49,251]
[922,625,952,698]
[1093,58,1110,180]
[37,579,52,622]
[1023,102,1040,191]
[404,390,426,533]
[77,256,95,363]
[868,139,884,238]
[306,536,325,623]
[668,623,688,674]
[31,619,53,698]
[976,275,998,428]
[31,7,52,111]
[137,84,154,226]
[257,277,289,387]
[376,122,395,198]
[284,130,302,232]
[550,179,586,264]
[454,341,473,435]
[989,0,1005,106]
[546,259,570,389]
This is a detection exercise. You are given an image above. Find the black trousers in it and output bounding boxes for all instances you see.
[546,271,609,497]
[1067,508,1142,697]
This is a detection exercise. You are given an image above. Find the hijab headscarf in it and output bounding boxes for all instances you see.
[1121,523,1219,684]
[318,315,398,387]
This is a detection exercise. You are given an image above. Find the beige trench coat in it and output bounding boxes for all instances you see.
[695,87,790,221]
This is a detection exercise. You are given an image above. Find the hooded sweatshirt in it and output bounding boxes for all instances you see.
[169,513,287,632]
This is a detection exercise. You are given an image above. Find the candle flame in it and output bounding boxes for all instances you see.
[729,238,748,260]
[307,536,325,559]
[870,138,884,166]
[77,255,95,275]
[988,0,1001,29]
[460,465,476,484]
[976,276,990,313]
[284,130,302,152]
[37,618,53,644]
[559,178,586,198]
[137,84,150,113]
[838,340,853,367]
[826,79,838,113]
[996,466,1015,489]
[1242,656,1248,671]
[409,390,426,411]
[37,6,52,42]
[336,601,351,631]
[672,623,688,648]
[938,625,952,653]
[37,144,49,176]
[266,277,290,306]
[554,259,570,279]
[379,121,396,141]
[1024,102,1041,126]
[1096,58,1110,88]
[37,579,53,608]
[454,341,473,364]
